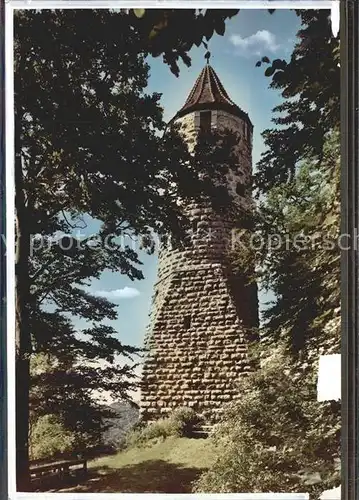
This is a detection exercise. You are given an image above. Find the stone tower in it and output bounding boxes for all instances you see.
[140,63,258,424]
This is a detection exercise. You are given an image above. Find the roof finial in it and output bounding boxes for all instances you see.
[204,50,211,64]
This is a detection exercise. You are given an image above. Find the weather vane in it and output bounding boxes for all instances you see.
[204,50,211,64]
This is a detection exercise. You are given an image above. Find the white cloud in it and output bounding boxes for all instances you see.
[229,30,280,57]
[93,286,140,300]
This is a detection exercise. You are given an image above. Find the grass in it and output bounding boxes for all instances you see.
[45,437,216,493]
[92,436,216,469]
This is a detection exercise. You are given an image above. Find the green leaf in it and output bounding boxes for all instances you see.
[149,28,159,40]
[133,9,145,18]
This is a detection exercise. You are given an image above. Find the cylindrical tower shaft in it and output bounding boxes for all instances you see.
[140,64,258,424]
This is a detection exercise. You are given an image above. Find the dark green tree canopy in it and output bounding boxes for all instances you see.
[255,10,339,192]
[128,9,239,76]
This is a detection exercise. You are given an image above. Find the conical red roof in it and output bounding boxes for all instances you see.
[172,63,252,126]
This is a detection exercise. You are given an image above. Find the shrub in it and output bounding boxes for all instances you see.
[193,347,340,498]
[171,407,202,437]
[125,417,181,448]
[125,407,202,448]
[29,414,75,461]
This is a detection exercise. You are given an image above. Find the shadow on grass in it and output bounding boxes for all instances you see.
[37,460,204,493]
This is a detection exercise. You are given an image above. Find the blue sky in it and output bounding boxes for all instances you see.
[71,10,302,351]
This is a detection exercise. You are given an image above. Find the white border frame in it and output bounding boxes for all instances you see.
[5,1,338,498]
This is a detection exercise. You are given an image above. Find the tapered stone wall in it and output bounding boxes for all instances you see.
[140,108,258,424]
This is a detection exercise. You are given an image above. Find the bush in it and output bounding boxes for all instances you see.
[125,407,201,448]
[193,347,340,498]
[29,414,75,461]
[171,407,202,437]
[125,417,181,448]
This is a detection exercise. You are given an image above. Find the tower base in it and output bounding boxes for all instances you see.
[140,262,256,424]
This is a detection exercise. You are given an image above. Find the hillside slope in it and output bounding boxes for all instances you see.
[102,401,139,450]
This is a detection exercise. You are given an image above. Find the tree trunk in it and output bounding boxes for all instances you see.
[15,355,30,490]
[15,116,32,491]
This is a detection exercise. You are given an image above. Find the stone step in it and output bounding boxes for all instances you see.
[191,424,214,438]
[191,429,209,438]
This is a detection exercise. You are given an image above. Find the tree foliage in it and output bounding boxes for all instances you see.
[127,9,240,76]
[255,10,340,192]
[194,346,340,497]
[247,9,341,355]
[29,414,75,462]
[256,131,339,356]
[16,9,206,248]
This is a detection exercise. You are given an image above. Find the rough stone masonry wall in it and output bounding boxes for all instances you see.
[140,108,258,424]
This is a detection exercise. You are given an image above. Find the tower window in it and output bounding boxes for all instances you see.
[200,111,211,133]
[236,182,246,197]
[184,315,191,329]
